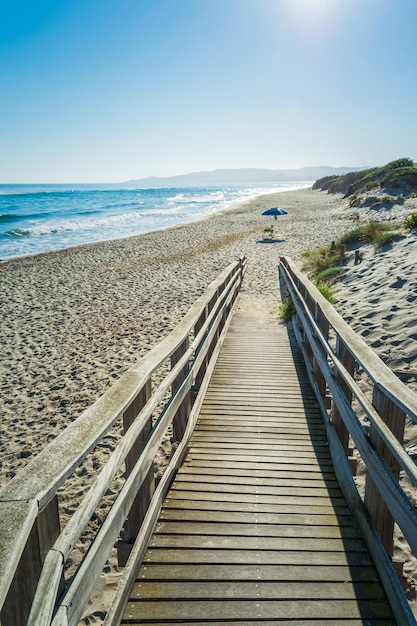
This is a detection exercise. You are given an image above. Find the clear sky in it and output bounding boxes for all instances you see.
[1,0,416,183]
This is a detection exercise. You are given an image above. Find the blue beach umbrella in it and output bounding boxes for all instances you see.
[262,207,288,220]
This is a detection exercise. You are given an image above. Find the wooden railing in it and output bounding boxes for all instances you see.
[0,258,246,626]
[279,256,417,626]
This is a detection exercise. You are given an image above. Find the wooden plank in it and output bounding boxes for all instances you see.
[163,497,352,516]
[180,459,335,473]
[170,480,343,498]
[136,563,380,582]
[148,534,366,552]
[122,598,393,621]
[142,548,374,566]
[159,509,357,528]
[176,473,341,489]
[183,447,331,461]
[181,453,334,467]
[131,580,387,600]
[166,490,348,509]
[186,445,328,456]
[179,465,339,481]
[154,521,361,539]
[122,618,397,626]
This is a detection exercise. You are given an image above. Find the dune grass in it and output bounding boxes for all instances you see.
[301,220,402,281]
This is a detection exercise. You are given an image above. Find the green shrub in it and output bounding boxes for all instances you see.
[385,157,414,169]
[279,281,336,323]
[360,221,389,242]
[279,293,295,322]
[301,245,344,276]
[315,266,343,283]
[302,220,400,282]
[315,281,336,304]
[339,227,363,247]
[373,230,400,249]
[403,211,417,230]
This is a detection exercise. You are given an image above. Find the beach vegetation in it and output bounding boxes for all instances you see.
[279,292,296,322]
[279,280,336,323]
[301,243,345,277]
[339,227,364,247]
[315,266,343,283]
[403,211,417,231]
[315,280,336,304]
[340,221,400,249]
[313,157,417,198]
[359,221,402,249]
[302,220,401,280]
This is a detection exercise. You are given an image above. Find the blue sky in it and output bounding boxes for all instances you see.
[1,0,416,183]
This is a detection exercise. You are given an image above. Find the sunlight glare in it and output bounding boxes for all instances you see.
[285,0,342,42]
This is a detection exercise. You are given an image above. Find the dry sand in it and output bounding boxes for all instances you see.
[0,187,353,484]
[1,186,417,621]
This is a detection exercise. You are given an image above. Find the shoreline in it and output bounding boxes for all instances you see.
[0,183,313,263]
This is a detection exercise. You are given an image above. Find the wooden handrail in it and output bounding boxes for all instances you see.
[279,256,417,626]
[0,257,246,626]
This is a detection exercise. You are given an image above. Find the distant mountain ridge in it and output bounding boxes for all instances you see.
[124,166,365,188]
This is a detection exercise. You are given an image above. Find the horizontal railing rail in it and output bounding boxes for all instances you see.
[0,257,246,626]
[279,255,417,626]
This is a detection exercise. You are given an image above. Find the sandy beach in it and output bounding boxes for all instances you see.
[1,186,417,620]
[0,187,355,485]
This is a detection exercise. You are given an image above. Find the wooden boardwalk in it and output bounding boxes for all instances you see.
[121,306,396,625]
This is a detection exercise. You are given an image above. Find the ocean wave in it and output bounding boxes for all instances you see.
[0,213,24,223]
[1,210,161,239]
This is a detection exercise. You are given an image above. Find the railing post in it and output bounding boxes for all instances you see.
[206,290,219,363]
[331,336,355,457]
[171,337,191,442]
[1,497,61,626]
[118,380,154,566]
[364,387,406,560]
[193,307,208,394]
[314,304,330,405]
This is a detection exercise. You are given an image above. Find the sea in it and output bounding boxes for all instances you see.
[0,182,311,260]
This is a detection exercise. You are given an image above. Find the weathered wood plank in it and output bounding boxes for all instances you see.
[179,454,334,470]
[170,479,343,498]
[175,472,341,489]
[163,497,352,516]
[182,452,334,466]
[122,618,397,626]
[136,562,380,582]
[159,509,356,528]
[148,534,366,552]
[166,489,348,509]
[154,521,361,539]
[131,580,387,600]
[185,442,331,456]
[143,547,374,566]
[123,598,393,621]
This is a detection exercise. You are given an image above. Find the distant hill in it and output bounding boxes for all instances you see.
[124,166,364,188]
